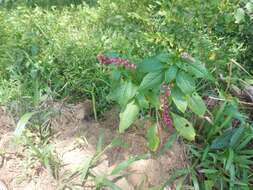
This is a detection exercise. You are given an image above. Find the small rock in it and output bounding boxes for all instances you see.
[244,85,253,102]
[115,178,135,190]
[127,159,162,187]
[73,100,93,120]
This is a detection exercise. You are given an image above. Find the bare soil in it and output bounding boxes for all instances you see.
[0,101,187,190]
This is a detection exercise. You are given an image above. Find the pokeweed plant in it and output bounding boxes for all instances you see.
[98,51,213,150]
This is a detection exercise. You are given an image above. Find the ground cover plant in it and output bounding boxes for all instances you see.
[97,52,211,143]
[0,0,253,189]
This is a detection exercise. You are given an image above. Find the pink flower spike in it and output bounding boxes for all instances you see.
[162,83,172,128]
[97,54,137,70]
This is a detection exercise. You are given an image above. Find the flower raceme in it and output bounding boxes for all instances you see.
[162,84,172,128]
[97,54,136,69]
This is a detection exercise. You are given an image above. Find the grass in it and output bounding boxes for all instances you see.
[0,0,253,189]
[0,5,109,111]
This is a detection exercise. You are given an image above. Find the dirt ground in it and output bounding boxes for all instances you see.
[0,101,187,190]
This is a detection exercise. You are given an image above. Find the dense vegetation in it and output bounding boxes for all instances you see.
[0,0,253,189]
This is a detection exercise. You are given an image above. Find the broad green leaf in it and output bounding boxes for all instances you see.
[204,180,214,190]
[111,154,149,175]
[235,8,245,23]
[111,70,121,81]
[110,81,137,107]
[171,113,196,141]
[176,71,195,94]
[147,124,160,152]
[245,78,253,85]
[246,2,253,13]
[230,127,245,147]
[211,132,232,150]
[187,92,206,116]
[165,65,178,83]
[119,101,139,133]
[211,128,240,150]
[146,91,160,108]
[138,55,164,73]
[105,51,120,58]
[187,60,213,80]
[171,86,188,113]
[15,112,36,137]
[139,71,164,91]
[155,52,170,62]
[136,93,149,109]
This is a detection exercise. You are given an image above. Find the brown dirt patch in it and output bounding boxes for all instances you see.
[0,101,187,190]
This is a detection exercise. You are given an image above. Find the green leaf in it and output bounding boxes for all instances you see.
[192,173,200,190]
[204,180,214,190]
[225,148,234,171]
[15,112,36,137]
[105,51,120,58]
[136,93,149,109]
[171,86,188,113]
[96,132,104,154]
[119,101,139,133]
[155,52,170,62]
[102,178,122,190]
[111,154,149,175]
[80,157,92,183]
[199,169,218,174]
[187,60,213,80]
[229,127,245,147]
[139,71,164,91]
[111,70,121,81]
[161,169,189,189]
[146,91,160,108]
[147,124,160,152]
[111,137,129,148]
[237,133,253,150]
[235,8,245,23]
[171,113,196,141]
[110,81,137,107]
[229,164,235,188]
[187,92,206,116]
[138,54,165,73]
[211,128,239,150]
[165,65,178,83]
[176,71,195,94]
[246,2,253,13]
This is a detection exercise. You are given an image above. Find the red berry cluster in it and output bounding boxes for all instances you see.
[162,84,172,128]
[97,54,136,69]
